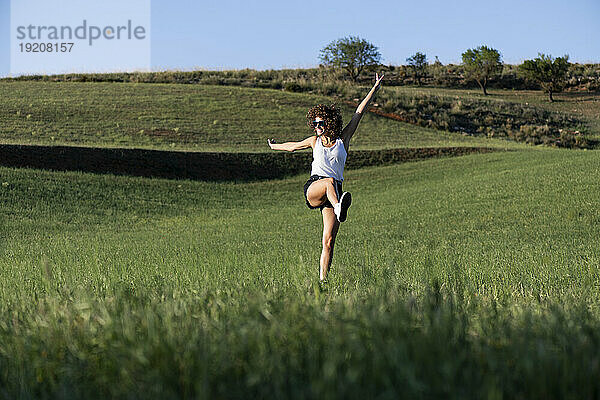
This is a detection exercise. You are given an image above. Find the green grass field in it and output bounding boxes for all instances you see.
[1,78,599,397]
[0,81,526,152]
[2,149,600,398]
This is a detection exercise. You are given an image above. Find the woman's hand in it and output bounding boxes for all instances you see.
[267,138,275,149]
[373,73,384,89]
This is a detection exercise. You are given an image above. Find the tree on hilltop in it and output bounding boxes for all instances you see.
[320,36,381,82]
[461,46,503,95]
[406,52,428,85]
[519,53,570,102]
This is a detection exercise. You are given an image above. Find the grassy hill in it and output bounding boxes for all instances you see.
[0,81,527,152]
[4,68,598,148]
[1,150,600,397]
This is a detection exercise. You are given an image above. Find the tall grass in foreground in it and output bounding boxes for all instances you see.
[1,150,600,397]
[2,284,600,399]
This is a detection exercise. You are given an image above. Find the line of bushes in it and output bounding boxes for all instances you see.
[4,63,600,91]
[340,93,589,148]
[0,144,498,181]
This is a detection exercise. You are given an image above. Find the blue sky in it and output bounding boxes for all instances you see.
[1,0,599,76]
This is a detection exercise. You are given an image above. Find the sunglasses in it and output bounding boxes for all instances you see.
[313,120,325,128]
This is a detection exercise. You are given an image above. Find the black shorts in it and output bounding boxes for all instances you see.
[303,175,343,210]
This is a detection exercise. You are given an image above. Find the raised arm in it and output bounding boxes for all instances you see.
[341,73,384,150]
[268,136,316,152]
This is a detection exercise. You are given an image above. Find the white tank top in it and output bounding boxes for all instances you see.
[310,137,347,181]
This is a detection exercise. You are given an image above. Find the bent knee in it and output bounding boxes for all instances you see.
[308,192,325,207]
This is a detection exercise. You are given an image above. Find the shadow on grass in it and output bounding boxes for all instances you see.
[0,144,501,181]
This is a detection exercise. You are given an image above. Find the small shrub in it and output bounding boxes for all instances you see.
[284,82,302,92]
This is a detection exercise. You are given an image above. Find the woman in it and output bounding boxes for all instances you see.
[268,73,384,283]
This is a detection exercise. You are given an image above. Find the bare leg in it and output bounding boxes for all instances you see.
[320,207,340,281]
[306,178,339,208]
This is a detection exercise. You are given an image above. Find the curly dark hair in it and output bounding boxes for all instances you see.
[306,104,343,138]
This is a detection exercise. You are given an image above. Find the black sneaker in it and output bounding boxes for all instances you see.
[337,192,352,222]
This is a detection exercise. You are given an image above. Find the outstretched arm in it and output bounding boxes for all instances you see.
[341,73,384,150]
[268,136,316,152]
